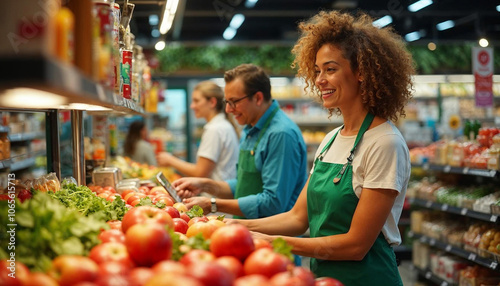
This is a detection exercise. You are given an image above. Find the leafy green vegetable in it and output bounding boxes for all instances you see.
[47,183,129,221]
[169,230,210,261]
[186,205,204,218]
[272,237,294,262]
[136,197,166,209]
[0,192,107,271]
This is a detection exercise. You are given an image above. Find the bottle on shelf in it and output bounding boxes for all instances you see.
[54,7,75,63]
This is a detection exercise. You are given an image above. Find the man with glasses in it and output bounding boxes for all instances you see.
[172,63,307,221]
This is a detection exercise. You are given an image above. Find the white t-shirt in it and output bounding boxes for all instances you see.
[311,121,410,246]
[197,113,239,181]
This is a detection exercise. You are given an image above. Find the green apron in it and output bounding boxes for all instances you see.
[307,113,402,286]
[233,106,279,219]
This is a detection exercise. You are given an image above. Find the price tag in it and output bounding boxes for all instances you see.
[425,271,432,279]
[468,253,477,261]
[426,201,432,208]
[444,165,451,172]
[463,167,469,174]
[429,238,436,246]
[441,204,448,211]
[445,244,452,252]
[490,261,498,270]
[491,215,498,223]
[461,208,468,216]
[440,281,448,286]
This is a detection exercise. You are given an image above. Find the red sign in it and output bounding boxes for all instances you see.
[472,47,493,107]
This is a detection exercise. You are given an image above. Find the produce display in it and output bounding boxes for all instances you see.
[0,174,344,286]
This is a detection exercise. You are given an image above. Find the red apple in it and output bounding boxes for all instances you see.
[155,196,174,207]
[186,262,234,286]
[152,260,187,275]
[315,277,344,286]
[244,248,292,278]
[89,242,134,268]
[254,238,273,249]
[164,206,180,218]
[125,222,172,267]
[121,206,173,234]
[23,272,58,286]
[145,273,202,286]
[210,224,255,261]
[270,266,315,286]
[173,202,188,213]
[215,256,244,278]
[128,267,154,286]
[138,186,150,194]
[172,218,189,234]
[234,274,271,286]
[0,259,29,286]
[179,249,215,266]
[186,221,219,239]
[187,216,208,227]
[180,213,190,224]
[121,189,135,198]
[107,220,122,230]
[97,261,132,277]
[48,255,99,286]
[98,229,125,243]
[95,274,129,286]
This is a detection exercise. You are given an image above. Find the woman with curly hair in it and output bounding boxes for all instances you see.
[234,11,415,285]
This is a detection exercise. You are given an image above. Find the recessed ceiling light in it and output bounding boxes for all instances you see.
[436,20,455,31]
[405,31,421,42]
[223,27,237,40]
[245,0,258,8]
[408,0,433,12]
[479,38,489,47]
[155,41,166,51]
[229,14,245,29]
[372,15,393,28]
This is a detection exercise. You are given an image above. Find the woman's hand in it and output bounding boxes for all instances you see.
[182,196,211,214]
[172,177,208,198]
[156,152,174,167]
[250,231,275,244]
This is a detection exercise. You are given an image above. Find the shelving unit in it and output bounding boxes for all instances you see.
[0,56,145,183]
[410,162,500,284]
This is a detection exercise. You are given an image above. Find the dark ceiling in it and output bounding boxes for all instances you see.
[122,0,500,49]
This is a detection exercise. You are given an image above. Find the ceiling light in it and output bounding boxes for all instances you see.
[229,14,245,29]
[427,42,436,51]
[497,5,500,12]
[408,0,433,12]
[155,40,166,51]
[245,0,258,8]
[436,20,455,31]
[372,15,392,28]
[223,27,237,40]
[479,38,489,47]
[159,14,172,34]
[405,31,421,42]
[149,15,159,26]
[151,29,160,38]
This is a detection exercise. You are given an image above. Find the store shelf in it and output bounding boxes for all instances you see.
[289,117,342,126]
[412,163,499,178]
[413,265,457,286]
[409,197,499,223]
[0,159,11,169]
[0,126,8,133]
[0,56,144,114]
[11,157,36,171]
[9,131,45,142]
[409,231,500,271]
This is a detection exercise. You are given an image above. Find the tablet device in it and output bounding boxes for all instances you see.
[156,172,182,203]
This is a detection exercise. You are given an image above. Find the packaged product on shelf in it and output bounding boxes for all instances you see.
[111,2,121,95]
[54,6,74,63]
[0,0,59,57]
[459,265,500,286]
[93,1,114,88]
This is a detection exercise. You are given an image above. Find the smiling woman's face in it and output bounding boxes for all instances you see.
[190,90,213,119]
[314,44,361,111]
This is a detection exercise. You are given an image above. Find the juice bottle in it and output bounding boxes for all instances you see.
[55,7,75,63]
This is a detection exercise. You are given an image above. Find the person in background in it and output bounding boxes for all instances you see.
[156,81,240,181]
[231,11,414,285]
[172,64,308,220]
[123,120,157,166]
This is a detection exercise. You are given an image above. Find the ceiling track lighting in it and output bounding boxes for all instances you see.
[160,0,179,34]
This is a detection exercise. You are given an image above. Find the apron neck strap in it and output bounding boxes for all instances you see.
[251,105,280,155]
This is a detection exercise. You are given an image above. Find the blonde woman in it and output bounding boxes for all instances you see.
[157,81,239,181]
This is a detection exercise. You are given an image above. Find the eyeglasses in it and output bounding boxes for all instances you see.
[222,94,252,109]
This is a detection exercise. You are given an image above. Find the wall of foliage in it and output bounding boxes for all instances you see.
[155,43,500,76]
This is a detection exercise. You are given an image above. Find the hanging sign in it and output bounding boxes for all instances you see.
[472,47,494,107]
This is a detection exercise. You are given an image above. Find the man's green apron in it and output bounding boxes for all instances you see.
[233,106,279,219]
[307,113,402,286]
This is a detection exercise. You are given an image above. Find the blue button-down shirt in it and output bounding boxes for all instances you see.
[226,100,308,218]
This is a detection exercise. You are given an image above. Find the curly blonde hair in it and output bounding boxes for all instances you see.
[291,11,415,122]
